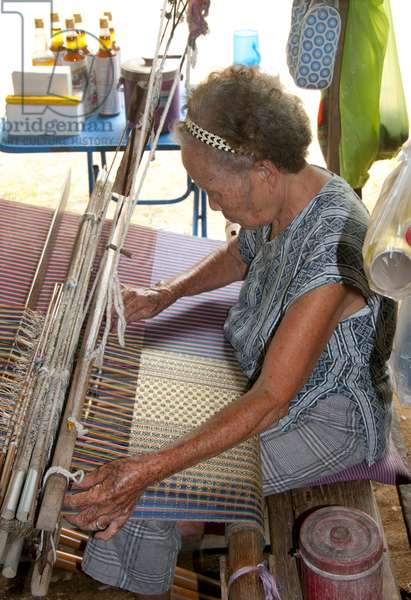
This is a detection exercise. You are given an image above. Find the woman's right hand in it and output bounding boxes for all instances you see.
[121,283,175,324]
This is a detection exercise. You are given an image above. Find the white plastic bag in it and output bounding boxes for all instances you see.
[363,140,411,300]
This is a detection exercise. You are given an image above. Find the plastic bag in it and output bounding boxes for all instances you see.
[363,141,411,301]
[390,296,411,406]
[338,0,388,189]
[377,0,409,160]
[317,0,408,186]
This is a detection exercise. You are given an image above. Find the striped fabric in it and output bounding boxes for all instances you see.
[0,198,263,527]
[0,198,408,528]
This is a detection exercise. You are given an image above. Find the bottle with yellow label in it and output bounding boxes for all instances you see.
[95,17,121,116]
[50,12,64,65]
[103,12,120,53]
[73,13,87,53]
[32,18,55,66]
[62,18,88,101]
[74,12,98,114]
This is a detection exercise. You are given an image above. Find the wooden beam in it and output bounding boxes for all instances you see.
[391,409,411,545]
[266,492,302,599]
[226,524,265,600]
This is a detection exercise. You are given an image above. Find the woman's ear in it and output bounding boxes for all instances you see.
[254,160,279,185]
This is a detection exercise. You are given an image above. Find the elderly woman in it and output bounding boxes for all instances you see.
[65,66,396,599]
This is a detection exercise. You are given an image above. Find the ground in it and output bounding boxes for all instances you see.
[0,149,410,597]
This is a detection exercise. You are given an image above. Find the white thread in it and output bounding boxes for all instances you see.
[43,466,84,488]
[49,530,57,564]
[112,272,126,347]
[37,528,58,563]
[90,252,127,364]
[190,44,198,68]
[37,530,44,557]
[67,416,89,437]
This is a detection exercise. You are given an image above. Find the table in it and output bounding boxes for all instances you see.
[0,109,208,237]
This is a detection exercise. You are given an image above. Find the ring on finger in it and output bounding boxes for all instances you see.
[96,518,106,531]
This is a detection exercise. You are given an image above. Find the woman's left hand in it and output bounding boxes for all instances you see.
[63,455,153,540]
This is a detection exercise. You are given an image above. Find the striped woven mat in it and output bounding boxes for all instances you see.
[0,199,263,527]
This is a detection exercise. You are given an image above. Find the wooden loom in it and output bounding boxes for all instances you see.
[0,3,269,598]
[1,2,407,599]
[1,192,406,600]
[0,191,267,599]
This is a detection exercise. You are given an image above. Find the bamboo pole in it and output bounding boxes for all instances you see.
[26,169,71,310]
[37,195,127,532]
[226,524,265,600]
[38,40,190,531]
[2,171,112,569]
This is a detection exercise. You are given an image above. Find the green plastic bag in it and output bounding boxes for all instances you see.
[318,0,409,188]
[339,0,388,189]
[377,0,409,160]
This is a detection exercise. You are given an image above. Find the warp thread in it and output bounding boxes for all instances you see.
[227,562,281,600]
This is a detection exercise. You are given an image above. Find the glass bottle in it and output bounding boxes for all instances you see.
[73,13,87,53]
[62,18,88,99]
[50,12,64,65]
[32,18,54,66]
[103,11,120,53]
[97,17,113,57]
[95,17,121,116]
[74,13,98,115]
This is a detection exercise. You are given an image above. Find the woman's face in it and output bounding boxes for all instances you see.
[181,143,279,229]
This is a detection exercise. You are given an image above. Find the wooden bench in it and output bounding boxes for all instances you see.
[222,407,410,600]
[266,479,400,600]
[218,480,400,599]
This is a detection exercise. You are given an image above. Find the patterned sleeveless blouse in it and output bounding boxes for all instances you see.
[224,175,396,465]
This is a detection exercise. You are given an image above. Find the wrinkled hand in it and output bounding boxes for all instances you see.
[121,283,174,325]
[64,456,153,540]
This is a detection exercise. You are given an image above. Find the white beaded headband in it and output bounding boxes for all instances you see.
[185,117,236,154]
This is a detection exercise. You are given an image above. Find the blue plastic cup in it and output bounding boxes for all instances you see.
[233,30,261,67]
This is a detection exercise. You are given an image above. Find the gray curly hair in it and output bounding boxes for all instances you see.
[175,65,312,173]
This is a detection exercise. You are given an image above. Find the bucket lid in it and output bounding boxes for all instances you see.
[299,507,383,576]
[120,57,178,81]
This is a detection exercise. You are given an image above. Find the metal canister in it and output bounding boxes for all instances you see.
[120,57,180,132]
[299,506,383,600]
